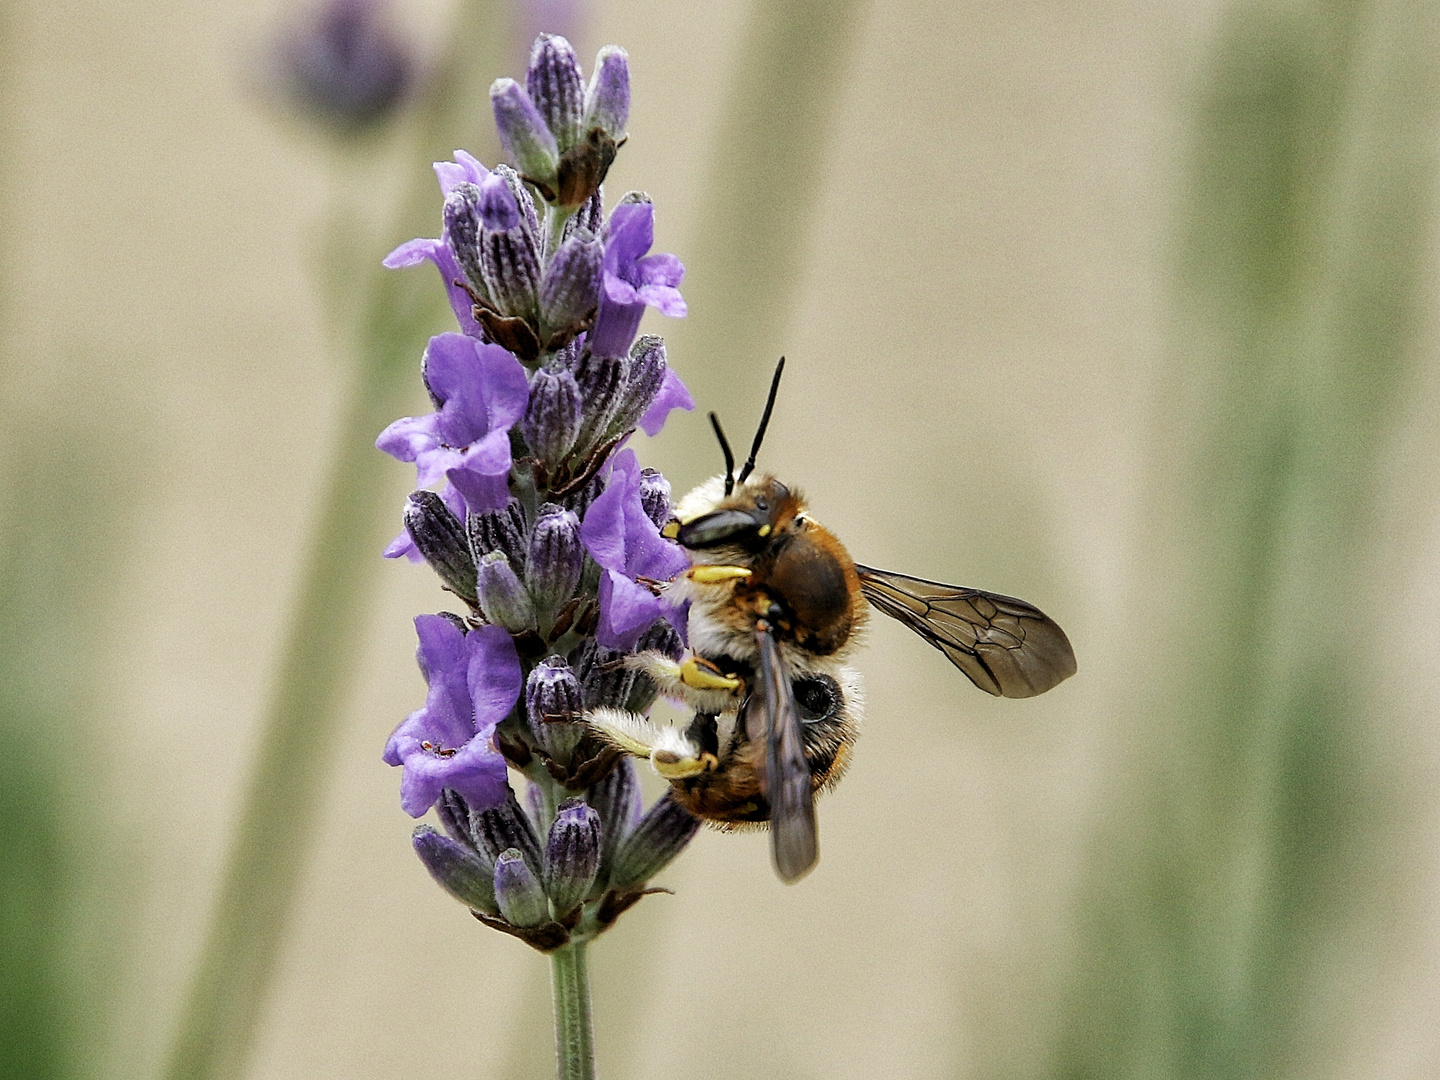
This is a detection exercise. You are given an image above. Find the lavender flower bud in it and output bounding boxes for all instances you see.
[570,189,604,236]
[473,786,543,871]
[436,788,476,847]
[468,498,527,569]
[583,45,630,140]
[564,470,606,520]
[477,171,520,232]
[525,655,583,758]
[527,34,584,152]
[522,367,583,467]
[497,164,541,241]
[638,468,672,529]
[476,551,537,632]
[539,228,602,342]
[604,335,667,437]
[609,793,700,890]
[403,490,477,603]
[572,352,628,453]
[491,77,559,190]
[574,638,635,710]
[480,217,541,323]
[587,756,640,873]
[413,825,498,914]
[493,848,548,927]
[527,505,583,612]
[442,183,487,298]
[543,797,601,914]
[637,617,684,659]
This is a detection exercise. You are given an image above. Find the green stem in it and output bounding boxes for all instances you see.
[549,941,595,1080]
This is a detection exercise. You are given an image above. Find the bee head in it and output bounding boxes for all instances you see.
[673,477,795,552]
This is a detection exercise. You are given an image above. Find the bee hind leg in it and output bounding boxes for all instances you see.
[584,707,719,779]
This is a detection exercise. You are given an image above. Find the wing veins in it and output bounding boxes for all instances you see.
[854,563,1077,698]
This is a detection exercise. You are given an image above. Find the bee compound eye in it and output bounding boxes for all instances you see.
[754,496,769,511]
[792,674,842,723]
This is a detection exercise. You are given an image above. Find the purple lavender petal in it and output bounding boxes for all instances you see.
[597,569,662,651]
[601,271,640,305]
[375,413,436,463]
[588,294,644,359]
[446,466,511,513]
[466,624,524,725]
[635,251,684,288]
[382,237,435,268]
[635,282,686,317]
[580,449,688,583]
[383,530,424,561]
[637,367,695,436]
[578,469,629,572]
[381,236,483,337]
[604,201,654,274]
[434,150,489,194]
[384,618,518,817]
[428,335,528,449]
[394,733,508,818]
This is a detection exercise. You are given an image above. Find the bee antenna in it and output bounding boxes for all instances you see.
[736,356,785,487]
[709,412,736,496]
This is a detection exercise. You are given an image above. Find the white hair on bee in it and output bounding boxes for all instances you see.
[585,707,711,778]
[672,473,737,524]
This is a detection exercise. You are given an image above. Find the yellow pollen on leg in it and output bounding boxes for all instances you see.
[679,656,742,691]
[652,749,710,779]
[687,564,752,584]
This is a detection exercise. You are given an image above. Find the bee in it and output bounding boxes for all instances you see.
[589,360,1076,882]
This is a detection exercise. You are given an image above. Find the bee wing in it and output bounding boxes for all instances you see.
[854,564,1077,698]
[749,623,819,883]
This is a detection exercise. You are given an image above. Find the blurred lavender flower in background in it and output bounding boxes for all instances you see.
[272,0,416,132]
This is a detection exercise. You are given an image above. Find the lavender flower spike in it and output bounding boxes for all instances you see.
[589,196,687,358]
[382,618,521,817]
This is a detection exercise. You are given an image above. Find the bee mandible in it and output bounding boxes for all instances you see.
[590,359,1077,882]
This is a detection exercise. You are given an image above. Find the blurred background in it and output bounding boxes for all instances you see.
[5,0,1440,1077]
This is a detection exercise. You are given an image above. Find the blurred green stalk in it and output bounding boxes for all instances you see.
[161,6,505,1079]
[663,0,869,419]
[1058,0,1440,1077]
